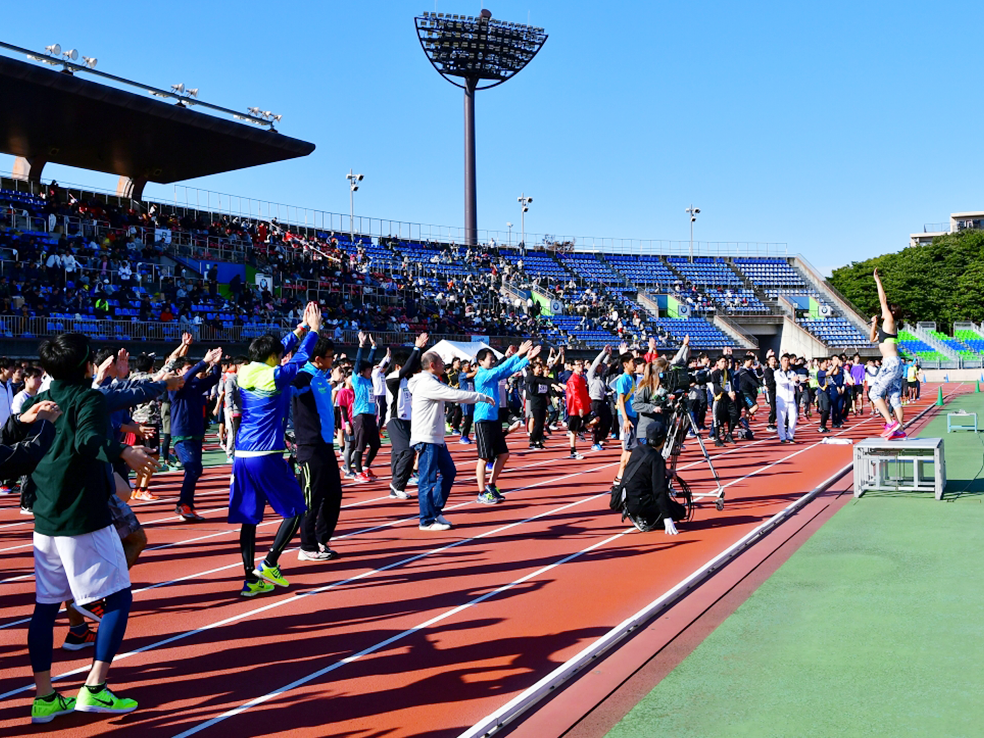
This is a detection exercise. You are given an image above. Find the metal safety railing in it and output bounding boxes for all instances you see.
[0,314,497,348]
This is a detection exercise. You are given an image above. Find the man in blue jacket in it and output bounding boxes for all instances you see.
[232,302,320,597]
[473,340,540,504]
[170,346,224,521]
[291,333,341,562]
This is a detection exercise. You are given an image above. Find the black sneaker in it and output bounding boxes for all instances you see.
[818,427,830,434]
[725,434,735,444]
[71,598,105,623]
[715,438,725,447]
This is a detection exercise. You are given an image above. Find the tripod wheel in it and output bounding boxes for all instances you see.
[715,499,725,511]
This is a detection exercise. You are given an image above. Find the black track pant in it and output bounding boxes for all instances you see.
[353,413,380,472]
[591,399,612,444]
[530,403,547,445]
[297,451,343,551]
[387,417,416,492]
[713,394,740,436]
[767,386,777,426]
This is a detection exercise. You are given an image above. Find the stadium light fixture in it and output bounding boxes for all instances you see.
[3,40,275,130]
[415,8,548,246]
[507,221,513,247]
[686,205,701,262]
[346,170,364,245]
[518,194,532,250]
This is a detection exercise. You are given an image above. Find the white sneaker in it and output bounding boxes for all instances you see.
[389,485,409,500]
[507,420,524,433]
[298,548,333,561]
[419,520,452,531]
[436,514,452,526]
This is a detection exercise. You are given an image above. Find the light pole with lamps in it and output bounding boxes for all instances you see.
[686,204,700,262]
[347,170,364,244]
[518,194,532,251]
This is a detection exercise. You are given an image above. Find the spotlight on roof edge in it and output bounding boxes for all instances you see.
[6,40,281,130]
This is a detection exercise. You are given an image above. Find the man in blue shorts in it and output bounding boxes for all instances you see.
[231,302,321,597]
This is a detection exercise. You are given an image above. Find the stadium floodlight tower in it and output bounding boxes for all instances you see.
[415,9,547,246]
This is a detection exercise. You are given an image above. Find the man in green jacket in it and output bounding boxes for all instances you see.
[25,333,156,724]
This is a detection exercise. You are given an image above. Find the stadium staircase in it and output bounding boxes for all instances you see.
[907,322,960,361]
[952,322,984,355]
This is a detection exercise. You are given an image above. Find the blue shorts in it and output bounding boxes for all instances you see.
[229,454,306,525]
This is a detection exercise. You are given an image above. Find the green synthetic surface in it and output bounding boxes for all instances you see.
[607,393,984,738]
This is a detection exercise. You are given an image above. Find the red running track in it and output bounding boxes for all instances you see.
[0,386,958,737]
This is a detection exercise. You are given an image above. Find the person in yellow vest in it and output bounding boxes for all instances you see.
[907,361,920,402]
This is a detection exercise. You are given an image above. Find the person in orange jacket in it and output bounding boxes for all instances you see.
[565,359,592,460]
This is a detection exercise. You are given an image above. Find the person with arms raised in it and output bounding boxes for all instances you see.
[473,340,541,504]
[408,351,494,531]
[232,302,321,596]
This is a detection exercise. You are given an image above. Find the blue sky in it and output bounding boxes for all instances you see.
[2,1,981,274]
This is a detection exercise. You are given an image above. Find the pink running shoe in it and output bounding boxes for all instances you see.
[890,429,907,440]
[880,421,900,439]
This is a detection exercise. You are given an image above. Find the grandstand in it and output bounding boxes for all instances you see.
[0,42,887,358]
[897,330,949,362]
[3,175,894,357]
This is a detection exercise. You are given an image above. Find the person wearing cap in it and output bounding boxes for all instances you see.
[619,423,687,535]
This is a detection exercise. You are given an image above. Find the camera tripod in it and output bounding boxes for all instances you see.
[662,393,726,511]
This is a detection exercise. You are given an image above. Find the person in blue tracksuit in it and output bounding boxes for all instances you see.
[472,340,541,504]
[169,347,224,520]
[291,334,343,561]
[231,302,320,597]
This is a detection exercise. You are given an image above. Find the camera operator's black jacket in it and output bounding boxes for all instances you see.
[621,443,686,526]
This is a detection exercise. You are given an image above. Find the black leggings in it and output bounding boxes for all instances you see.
[591,400,612,444]
[240,515,301,579]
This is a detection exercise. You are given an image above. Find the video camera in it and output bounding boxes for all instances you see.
[659,365,694,395]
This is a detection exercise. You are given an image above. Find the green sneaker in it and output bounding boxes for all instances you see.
[75,684,137,714]
[31,691,76,723]
[252,561,289,587]
[240,579,275,597]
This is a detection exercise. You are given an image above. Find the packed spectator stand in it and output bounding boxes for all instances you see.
[0,178,889,355]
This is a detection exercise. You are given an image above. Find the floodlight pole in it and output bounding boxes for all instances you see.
[686,204,700,262]
[464,77,478,247]
[347,169,363,245]
[414,11,548,250]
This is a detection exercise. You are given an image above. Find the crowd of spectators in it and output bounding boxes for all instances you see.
[0,180,771,348]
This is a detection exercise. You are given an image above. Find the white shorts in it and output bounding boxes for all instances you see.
[33,525,130,605]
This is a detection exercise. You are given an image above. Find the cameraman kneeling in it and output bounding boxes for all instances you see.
[622,424,687,535]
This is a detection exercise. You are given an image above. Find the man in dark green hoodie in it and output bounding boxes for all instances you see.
[25,333,156,724]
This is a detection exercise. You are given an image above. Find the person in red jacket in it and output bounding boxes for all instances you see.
[565,359,591,460]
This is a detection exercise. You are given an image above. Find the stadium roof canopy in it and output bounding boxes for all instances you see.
[0,52,315,199]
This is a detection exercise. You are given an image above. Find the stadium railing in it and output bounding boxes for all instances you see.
[0,315,486,348]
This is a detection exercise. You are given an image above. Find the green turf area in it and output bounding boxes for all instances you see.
[607,393,984,738]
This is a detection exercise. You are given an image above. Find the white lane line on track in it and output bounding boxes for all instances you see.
[0,391,945,633]
[170,525,635,738]
[0,455,567,574]
[456,385,964,738]
[0,464,620,701]
[0,405,878,613]
[156,399,924,732]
